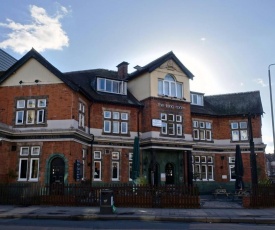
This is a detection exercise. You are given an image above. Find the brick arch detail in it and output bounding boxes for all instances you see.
[45,153,69,184]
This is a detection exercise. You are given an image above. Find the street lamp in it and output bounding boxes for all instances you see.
[268,64,275,154]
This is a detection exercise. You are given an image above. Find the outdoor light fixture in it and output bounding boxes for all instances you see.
[268,64,275,154]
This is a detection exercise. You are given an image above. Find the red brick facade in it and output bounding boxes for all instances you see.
[0,49,267,194]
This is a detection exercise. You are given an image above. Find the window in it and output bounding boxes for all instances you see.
[160,112,183,136]
[191,93,204,106]
[93,151,102,180]
[129,152,133,181]
[78,102,85,129]
[192,155,214,181]
[94,151,101,159]
[231,121,248,141]
[82,149,87,180]
[97,77,127,95]
[229,157,236,181]
[193,120,212,141]
[18,146,40,181]
[15,97,47,126]
[94,161,101,180]
[112,152,120,160]
[112,162,119,181]
[103,111,129,135]
[158,74,183,99]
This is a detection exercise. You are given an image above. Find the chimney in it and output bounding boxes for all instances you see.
[117,61,129,79]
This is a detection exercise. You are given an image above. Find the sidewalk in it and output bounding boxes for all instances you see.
[0,197,274,224]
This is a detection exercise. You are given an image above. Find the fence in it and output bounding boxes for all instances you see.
[0,183,200,209]
[249,184,275,208]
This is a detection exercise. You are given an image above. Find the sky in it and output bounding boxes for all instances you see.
[1,0,275,153]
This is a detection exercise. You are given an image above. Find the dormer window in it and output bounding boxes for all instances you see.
[97,77,127,95]
[158,74,183,99]
[191,93,204,106]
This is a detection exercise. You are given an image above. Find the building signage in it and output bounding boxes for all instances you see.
[158,102,183,110]
[152,119,162,127]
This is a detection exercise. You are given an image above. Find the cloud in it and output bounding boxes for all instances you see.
[254,78,268,87]
[0,5,69,54]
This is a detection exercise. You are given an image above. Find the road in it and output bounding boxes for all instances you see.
[0,219,274,230]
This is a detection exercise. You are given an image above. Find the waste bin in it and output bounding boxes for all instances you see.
[100,189,114,214]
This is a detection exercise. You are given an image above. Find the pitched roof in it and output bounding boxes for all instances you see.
[63,69,143,107]
[0,49,17,71]
[191,91,264,116]
[0,48,78,91]
[128,51,194,80]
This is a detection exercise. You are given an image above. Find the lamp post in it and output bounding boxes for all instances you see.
[268,64,275,154]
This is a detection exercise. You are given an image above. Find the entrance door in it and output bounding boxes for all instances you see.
[50,157,65,195]
[165,163,174,184]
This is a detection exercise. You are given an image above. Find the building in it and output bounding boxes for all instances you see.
[0,49,17,71]
[0,49,266,193]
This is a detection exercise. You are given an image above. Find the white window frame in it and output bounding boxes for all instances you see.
[38,99,46,108]
[199,130,206,140]
[18,158,28,181]
[206,130,212,141]
[168,114,174,122]
[26,110,35,124]
[229,165,236,181]
[112,152,120,160]
[191,94,203,106]
[104,120,111,133]
[240,130,248,140]
[121,122,128,134]
[129,161,133,181]
[168,123,175,135]
[121,113,128,120]
[176,124,182,136]
[37,110,45,124]
[104,111,112,119]
[195,156,200,163]
[193,121,198,128]
[231,122,238,129]
[129,152,133,161]
[94,151,102,159]
[232,130,240,141]
[193,129,199,140]
[162,122,167,134]
[158,75,183,99]
[229,157,235,163]
[112,161,120,181]
[207,165,214,180]
[31,146,40,155]
[29,158,39,181]
[113,112,120,120]
[97,77,127,95]
[161,113,167,120]
[16,111,24,125]
[113,121,120,133]
[17,100,25,108]
[94,161,101,180]
[20,147,29,156]
[176,115,182,122]
[27,99,36,108]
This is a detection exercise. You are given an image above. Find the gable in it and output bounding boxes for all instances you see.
[1,58,64,87]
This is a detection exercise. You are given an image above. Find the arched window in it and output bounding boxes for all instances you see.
[158,74,183,98]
